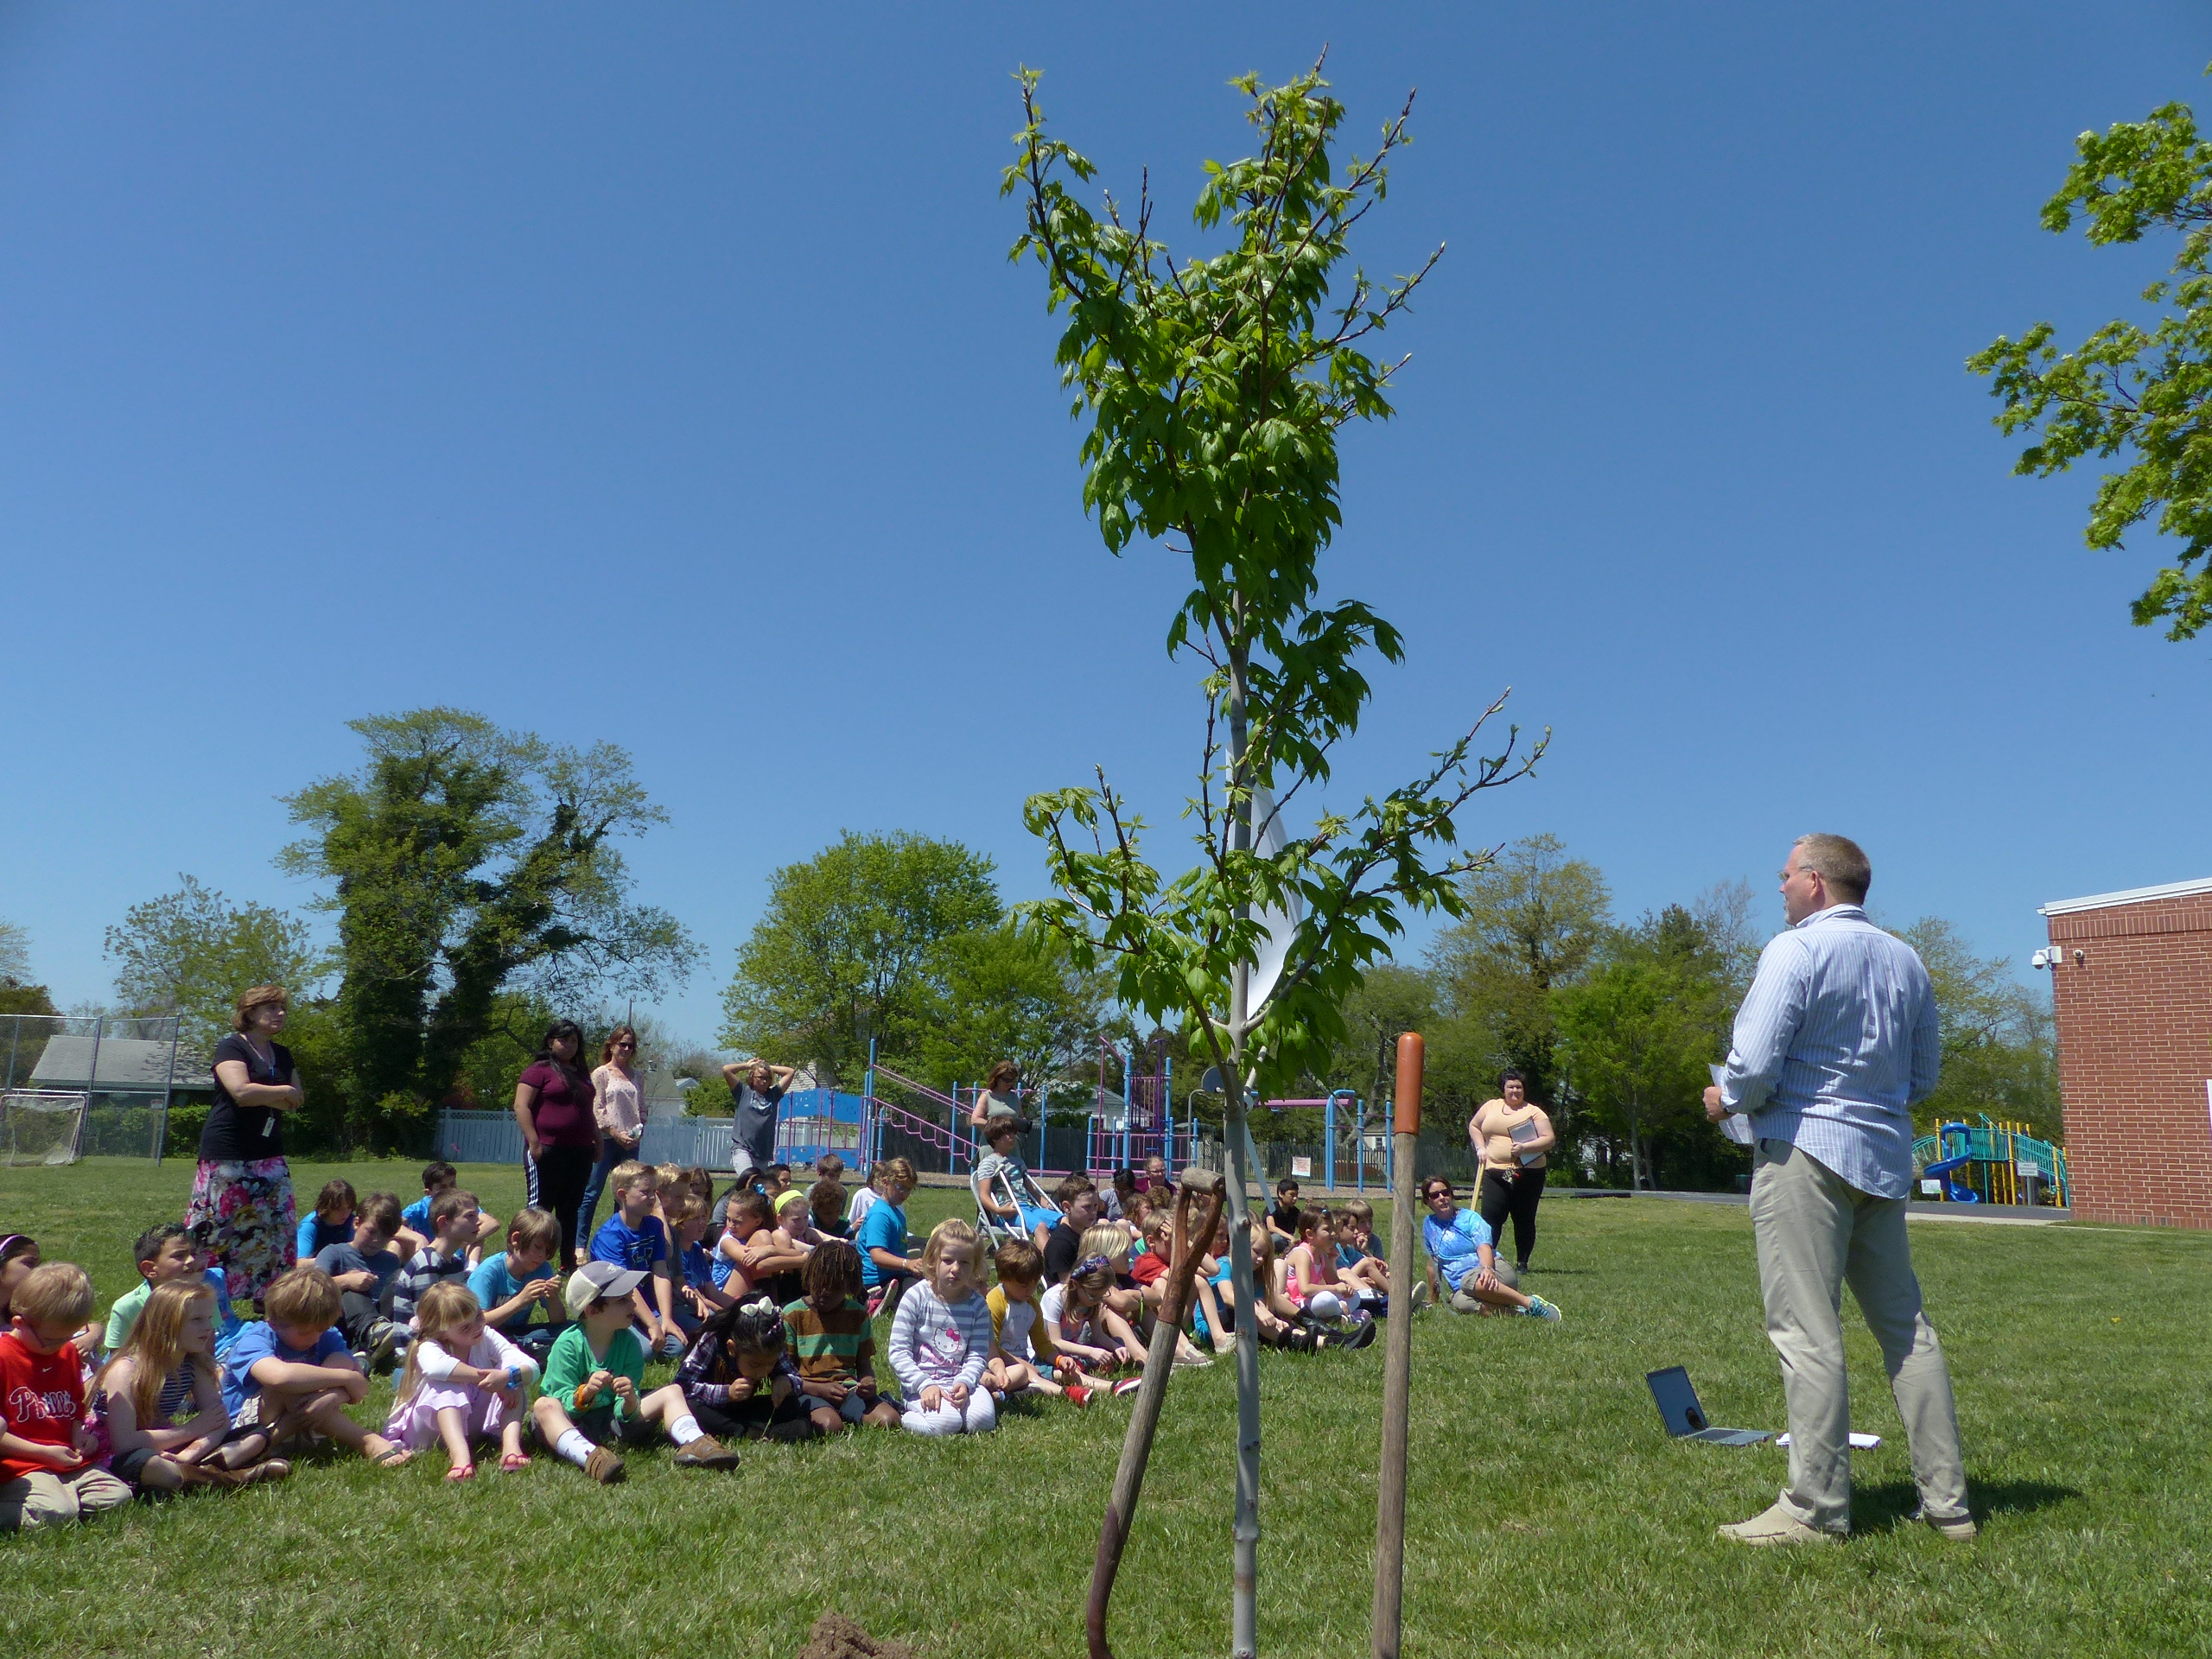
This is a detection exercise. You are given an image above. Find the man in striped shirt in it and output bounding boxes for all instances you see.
[1703,834,1973,1547]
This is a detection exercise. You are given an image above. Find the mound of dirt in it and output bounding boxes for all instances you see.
[794,1611,918,1659]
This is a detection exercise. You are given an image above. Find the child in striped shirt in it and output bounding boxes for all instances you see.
[781,1239,898,1432]
[887,1219,995,1437]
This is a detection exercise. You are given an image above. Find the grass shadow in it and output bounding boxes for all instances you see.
[1854,1476,2082,1533]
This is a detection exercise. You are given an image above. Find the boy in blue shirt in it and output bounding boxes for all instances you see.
[396,1160,502,1265]
[216,1265,412,1471]
[467,1206,566,1362]
[588,1160,683,1358]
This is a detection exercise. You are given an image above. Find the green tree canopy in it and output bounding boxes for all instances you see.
[103,876,329,1052]
[1971,73,2212,639]
[1423,834,1611,1109]
[720,830,1002,1086]
[907,920,1116,1094]
[1894,917,2060,1139]
[283,709,696,1146]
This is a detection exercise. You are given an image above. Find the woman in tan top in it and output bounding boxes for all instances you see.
[1468,1069,1556,1274]
[575,1025,645,1251]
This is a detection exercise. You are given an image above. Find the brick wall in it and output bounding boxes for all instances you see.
[2046,889,2212,1228]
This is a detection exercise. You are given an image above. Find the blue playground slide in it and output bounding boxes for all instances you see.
[1920,1122,1979,1203]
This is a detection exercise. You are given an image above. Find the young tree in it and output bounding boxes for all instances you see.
[283,709,696,1146]
[104,877,328,1053]
[1970,75,2212,639]
[1006,61,1540,1653]
[720,830,1001,1086]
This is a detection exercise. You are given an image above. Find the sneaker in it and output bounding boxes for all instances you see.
[1172,1349,1213,1369]
[1342,1315,1380,1350]
[583,1446,626,1484]
[1916,1509,1978,1541]
[364,1320,400,1376]
[1523,1294,1562,1322]
[1112,1377,1142,1396]
[1718,1502,1835,1548]
[1408,1279,1433,1313]
[1064,1385,1092,1408]
[865,1287,887,1319]
[672,1433,741,1470]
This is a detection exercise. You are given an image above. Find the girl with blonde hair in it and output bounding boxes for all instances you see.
[383,1281,539,1479]
[887,1219,996,1435]
[98,1279,286,1491]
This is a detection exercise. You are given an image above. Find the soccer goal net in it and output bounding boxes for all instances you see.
[0,1091,91,1167]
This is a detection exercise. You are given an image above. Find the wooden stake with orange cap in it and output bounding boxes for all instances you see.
[1371,1031,1423,1659]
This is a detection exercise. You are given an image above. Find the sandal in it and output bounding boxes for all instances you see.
[446,1461,476,1482]
[238,1459,291,1486]
[499,1450,530,1473]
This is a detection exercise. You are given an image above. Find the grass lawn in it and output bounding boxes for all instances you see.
[0,1157,2206,1658]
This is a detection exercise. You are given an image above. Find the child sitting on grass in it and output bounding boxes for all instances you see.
[782,1240,899,1433]
[216,1265,412,1471]
[1131,1210,1236,1357]
[531,1262,736,1483]
[666,1191,732,1341]
[104,1224,219,1359]
[294,1179,356,1262]
[762,1190,818,1306]
[1283,1206,1359,1323]
[1041,1177,1103,1285]
[982,1240,1090,1406]
[856,1158,921,1319]
[314,1192,405,1372]
[392,1188,480,1347]
[383,1281,537,1479]
[887,1219,996,1436]
[1086,1221,1211,1369]
[588,1161,685,1359]
[677,1294,813,1444]
[467,1206,566,1363]
[397,1162,501,1264]
[1333,1200,1394,1308]
[809,1176,849,1238]
[98,1279,284,1493]
[1040,1255,1142,1387]
[0,1262,133,1529]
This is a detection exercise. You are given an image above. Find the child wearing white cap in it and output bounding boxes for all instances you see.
[528,1262,738,1484]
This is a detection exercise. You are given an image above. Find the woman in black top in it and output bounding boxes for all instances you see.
[185,984,305,1310]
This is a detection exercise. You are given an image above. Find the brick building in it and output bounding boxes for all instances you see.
[2039,876,2212,1229]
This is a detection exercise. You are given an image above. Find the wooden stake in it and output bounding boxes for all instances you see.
[1371,1032,1423,1659]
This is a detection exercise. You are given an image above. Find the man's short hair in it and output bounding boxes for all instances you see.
[1795,833,1872,904]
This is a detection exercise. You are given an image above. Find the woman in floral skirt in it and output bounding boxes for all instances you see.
[186,985,304,1311]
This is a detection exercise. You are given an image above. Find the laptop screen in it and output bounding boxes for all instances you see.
[1645,1366,1709,1435]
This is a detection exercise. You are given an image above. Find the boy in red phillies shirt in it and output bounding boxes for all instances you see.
[0,1262,131,1530]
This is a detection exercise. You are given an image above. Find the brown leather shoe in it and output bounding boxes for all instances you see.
[584,1446,626,1484]
[672,1433,741,1470]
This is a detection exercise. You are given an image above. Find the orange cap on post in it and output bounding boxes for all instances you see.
[1393,1033,1424,1135]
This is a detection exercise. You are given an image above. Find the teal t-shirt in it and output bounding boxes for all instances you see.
[467,1252,557,1337]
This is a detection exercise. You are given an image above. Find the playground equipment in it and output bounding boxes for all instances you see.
[1912,1116,2070,1206]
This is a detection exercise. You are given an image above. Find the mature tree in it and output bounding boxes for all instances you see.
[1319,963,1436,1109]
[1424,834,1610,1111]
[1971,73,2212,639]
[1895,918,2061,1139]
[283,709,696,1145]
[721,831,1001,1087]
[908,921,1115,1095]
[103,877,328,1052]
[1007,62,1541,1649]
[0,918,29,987]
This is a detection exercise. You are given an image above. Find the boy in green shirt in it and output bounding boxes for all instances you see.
[530,1261,738,1484]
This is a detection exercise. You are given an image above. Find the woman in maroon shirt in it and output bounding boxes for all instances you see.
[511,1019,602,1268]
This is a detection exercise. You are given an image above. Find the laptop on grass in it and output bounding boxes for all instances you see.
[1645,1367,1770,1446]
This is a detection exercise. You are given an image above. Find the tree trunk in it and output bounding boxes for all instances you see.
[1224,637,1260,1659]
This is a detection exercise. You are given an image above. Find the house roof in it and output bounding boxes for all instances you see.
[25,1037,213,1092]
[2037,875,2212,918]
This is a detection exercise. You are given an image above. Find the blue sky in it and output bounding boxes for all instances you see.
[3,4,2208,1046]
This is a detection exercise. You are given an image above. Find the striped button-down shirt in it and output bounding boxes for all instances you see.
[1719,904,1940,1199]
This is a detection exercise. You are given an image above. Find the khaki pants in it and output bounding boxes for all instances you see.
[1751,1138,1968,1534]
[0,1465,135,1531]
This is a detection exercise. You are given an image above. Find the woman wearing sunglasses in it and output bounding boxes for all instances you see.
[575,1026,646,1253]
[1420,1178,1561,1320]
